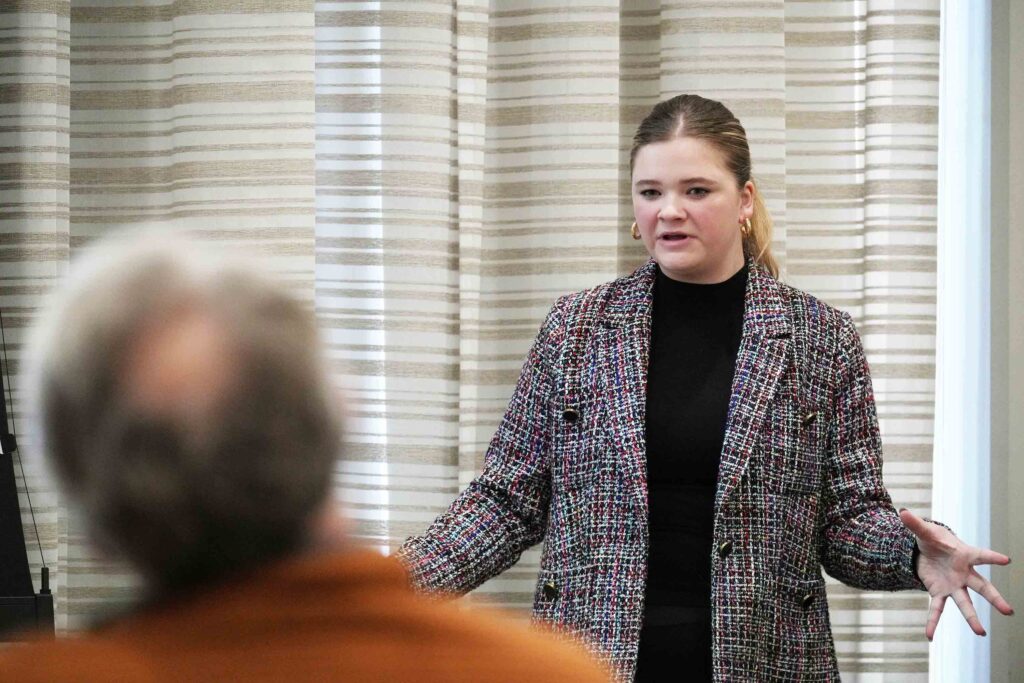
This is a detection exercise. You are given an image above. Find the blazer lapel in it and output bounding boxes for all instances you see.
[715,262,792,513]
[598,260,656,518]
[595,260,791,518]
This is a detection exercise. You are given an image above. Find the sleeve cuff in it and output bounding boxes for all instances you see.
[912,540,922,583]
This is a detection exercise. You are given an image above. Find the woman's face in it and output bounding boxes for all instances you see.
[631,136,754,284]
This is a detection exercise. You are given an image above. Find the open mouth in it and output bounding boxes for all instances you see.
[659,233,690,242]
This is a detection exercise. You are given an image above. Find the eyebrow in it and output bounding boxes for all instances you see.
[633,177,720,186]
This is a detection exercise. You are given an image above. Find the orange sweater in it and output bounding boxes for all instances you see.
[0,551,608,682]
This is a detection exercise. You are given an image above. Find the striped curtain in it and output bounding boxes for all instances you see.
[1,0,316,630]
[4,1,938,679]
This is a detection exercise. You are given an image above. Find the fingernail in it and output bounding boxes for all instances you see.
[898,508,907,513]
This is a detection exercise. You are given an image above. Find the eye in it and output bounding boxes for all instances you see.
[639,189,661,198]
[687,187,709,197]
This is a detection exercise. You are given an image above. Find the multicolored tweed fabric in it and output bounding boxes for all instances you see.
[398,260,929,682]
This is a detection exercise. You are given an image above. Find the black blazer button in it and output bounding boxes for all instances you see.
[802,411,818,427]
[562,407,580,423]
[717,540,733,558]
[542,580,559,600]
[801,592,815,609]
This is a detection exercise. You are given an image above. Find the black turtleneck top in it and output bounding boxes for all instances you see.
[635,262,747,682]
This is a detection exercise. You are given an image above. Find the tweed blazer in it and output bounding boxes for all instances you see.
[398,259,927,682]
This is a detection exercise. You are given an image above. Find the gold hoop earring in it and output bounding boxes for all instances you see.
[740,218,752,238]
[630,222,641,240]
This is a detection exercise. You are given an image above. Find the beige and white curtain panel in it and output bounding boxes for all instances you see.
[3,1,938,679]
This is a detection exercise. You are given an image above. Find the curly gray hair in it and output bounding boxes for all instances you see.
[29,233,342,590]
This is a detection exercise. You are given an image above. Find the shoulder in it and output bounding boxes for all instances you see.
[773,276,858,346]
[542,260,656,341]
[396,596,608,682]
[0,637,155,682]
[323,554,606,681]
[770,274,866,384]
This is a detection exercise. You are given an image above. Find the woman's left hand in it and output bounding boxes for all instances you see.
[899,508,1014,640]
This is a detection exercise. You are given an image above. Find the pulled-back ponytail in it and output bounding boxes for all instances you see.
[746,179,778,277]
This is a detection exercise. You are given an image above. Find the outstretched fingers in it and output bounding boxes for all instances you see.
[951,588,986,636]
[967,569,1015,616]
[972,547,1012,567]
[926,595,946,641]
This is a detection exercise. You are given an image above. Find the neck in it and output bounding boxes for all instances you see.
[659,254,747,284]
[304,503,352,554]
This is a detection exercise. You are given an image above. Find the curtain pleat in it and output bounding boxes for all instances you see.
[1,0,72,630]
[784,2,938,676]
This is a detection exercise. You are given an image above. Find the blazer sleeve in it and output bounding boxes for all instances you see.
[817,312,930,591]
[394,299,565,595]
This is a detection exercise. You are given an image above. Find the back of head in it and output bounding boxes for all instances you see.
[29,232,341,591]
[630,94,779,277]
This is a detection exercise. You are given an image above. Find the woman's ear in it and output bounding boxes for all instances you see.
[740,180,756,220]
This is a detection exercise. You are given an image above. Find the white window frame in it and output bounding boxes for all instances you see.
[932,0,992,680]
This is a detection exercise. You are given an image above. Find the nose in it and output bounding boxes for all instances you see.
[658,197,685,222]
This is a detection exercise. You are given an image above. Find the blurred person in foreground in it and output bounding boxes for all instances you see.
[0,232,608,683]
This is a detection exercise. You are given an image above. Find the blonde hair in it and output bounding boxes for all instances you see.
[629,94,779,278]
